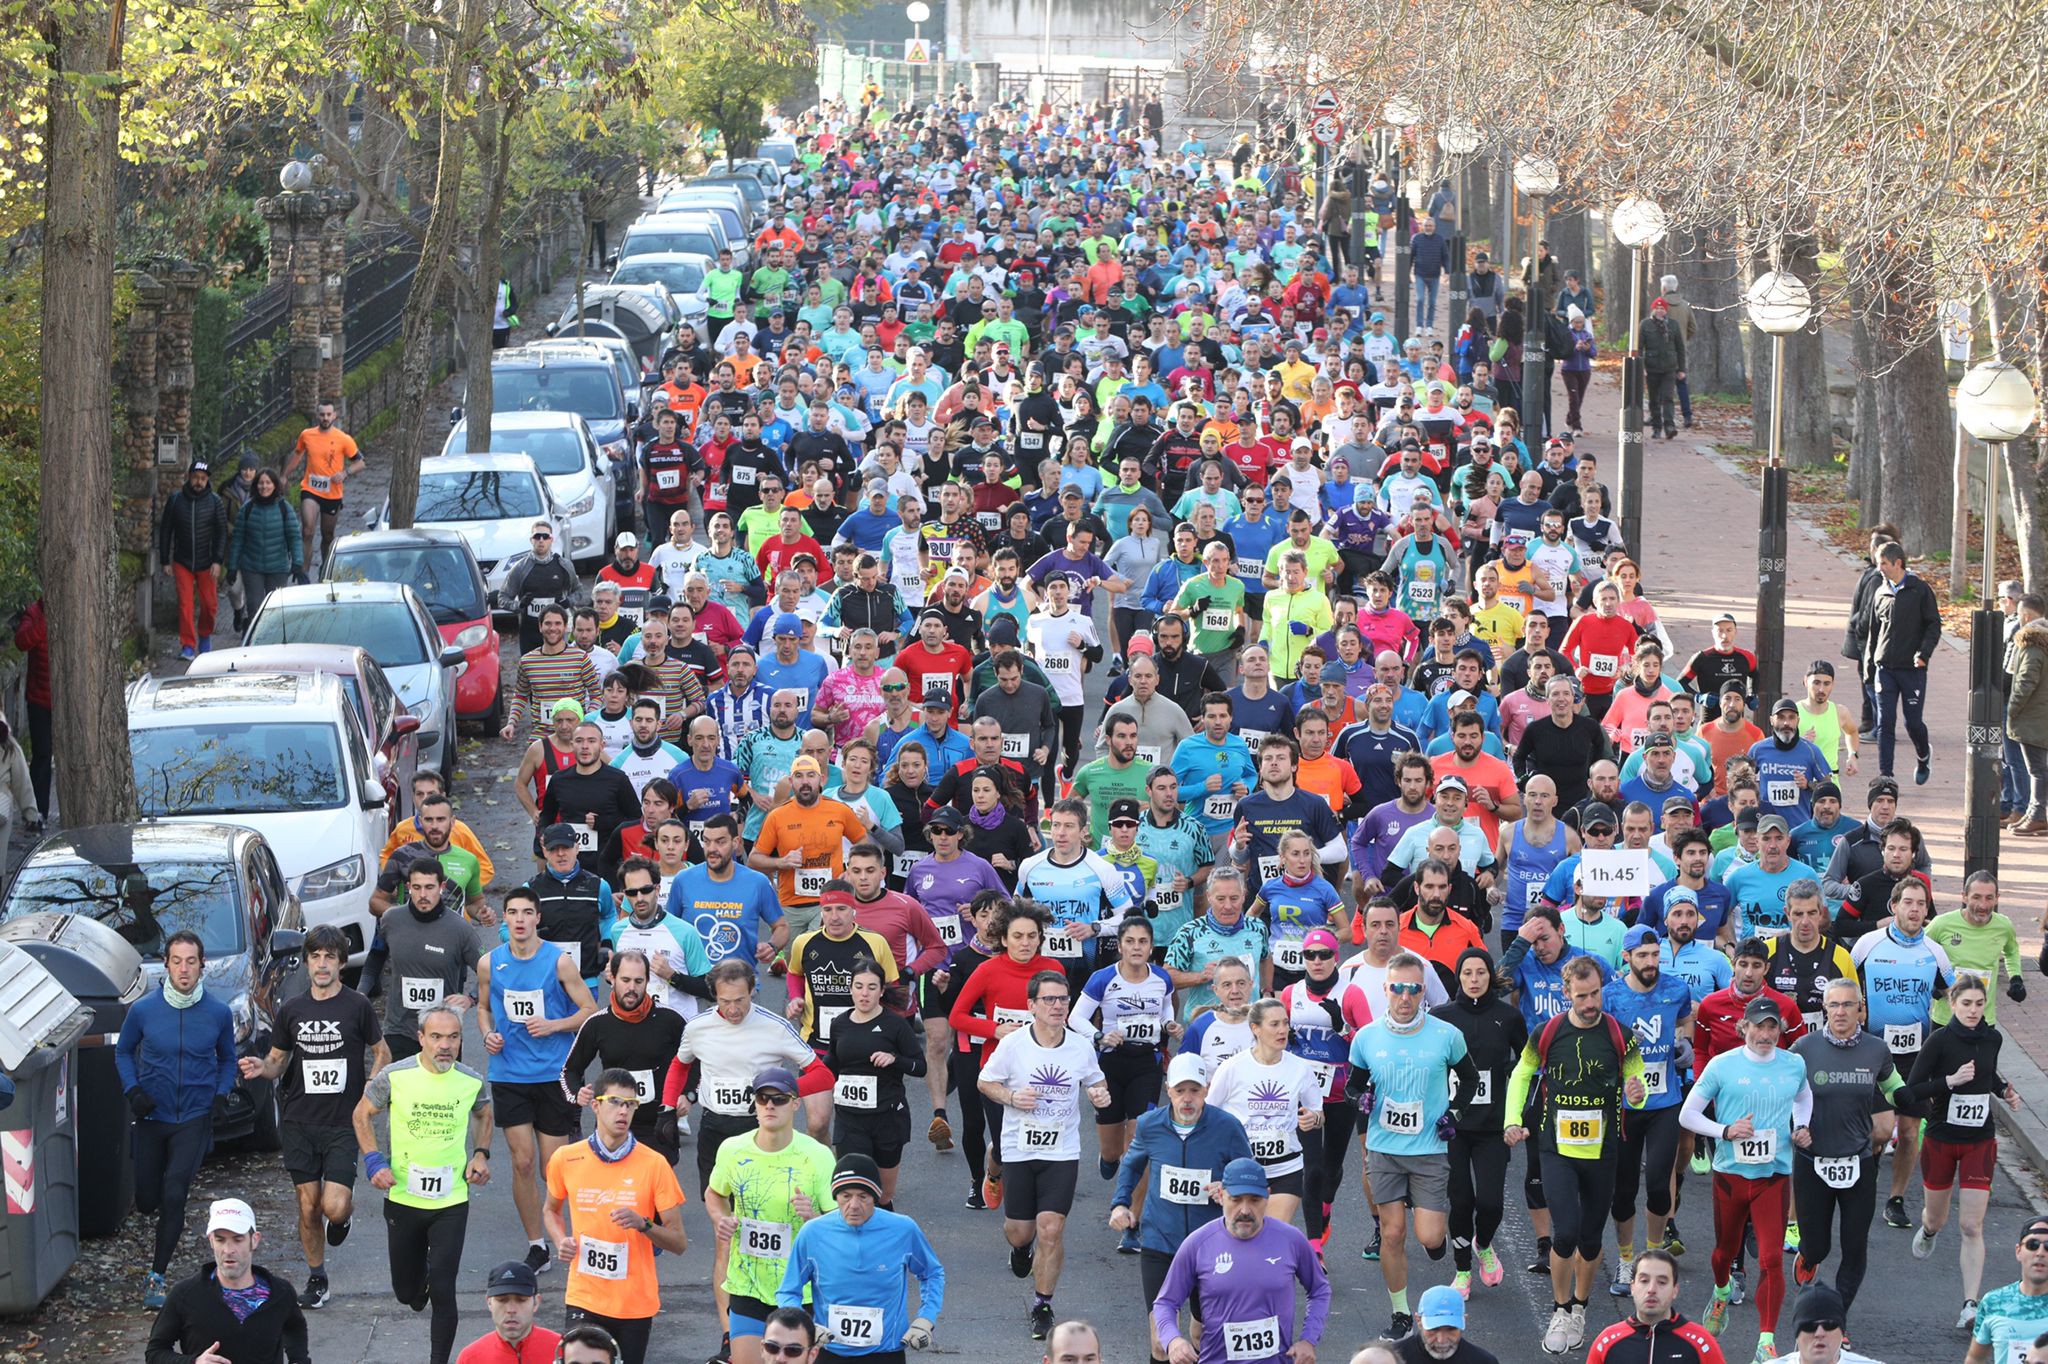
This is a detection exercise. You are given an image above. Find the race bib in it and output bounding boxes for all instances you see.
[1155,885,1186,915]
[709,1082,753,1111]
[302,1059,346,1095]
[1044,652,1075,673]
[893,850,921,879]
[1766,779,1798,807]
[1204,793,1238,822]
[1271,938,1305,973]
[656,469,682,491]
[502,989,544,1024]
[1884,1022,1922,1055]
[1472,1070,1492,1106]
[525,595,557,617]
[732,465,759,487]
[1802,1010,1823,1032]
[1020,432,1045,451]
[1002,732,1029,759]
[1732,1128,1779,1165]
[579,1235,629,1281]
[1590,654,1618,679]
[1202,607,1236,634]
[709,481,729,503]
[835,1074,878,1109]
[795,867,829,898]
[814,1006,848,1040]
[1813,1153,1861,1189]
[1044,927,1081,957]
[408,1163,455,1201]
[933,913,962,946]
[306,473,335,494]
[994,1006,1032,1028]
[1380,1099,1423,1135]
[1019,1117,1064,1150]
[1307,1060,1336,1093]
[1249,1134,1289,1161]
[1238,728,1269,746]
[1120,1016,1162,1046]
[401,977,443,1012]
[978,511,1002,530]
[1640,1062,1669,1097]
[1555,1106,1605,1149]
[1409,581,1437,610]
[738,1217,791,1259]
[1524,881,1546,910]
[1257,855,1282,885]
[1224,1317,1281,1362]
[1160,1163,1211,1205]
[1949,1091,1992,1127]
[1235,557,1264,578]
[829,1305,884,1347]
[577,825,600,852]
[1135,745,1162,766]
[628,1069,655,1103]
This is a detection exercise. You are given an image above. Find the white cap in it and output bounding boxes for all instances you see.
[206,1198,256,1236]
[1166,1053,1210,1088]
[614,531,639,548]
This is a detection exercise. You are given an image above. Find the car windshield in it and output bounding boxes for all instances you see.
[331,546,486,623]
[416,470,544,522]
[467,426,587,476]
[612,261,706,294]
[133,722,347,815]
[493,365,622,421]
[4,856,241,950]
[4,858,243,958]
[248,601,428,667]
[620,230,718,262]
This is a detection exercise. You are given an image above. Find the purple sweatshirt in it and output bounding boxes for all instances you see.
[1152,1216,1331,1364]
[904,849,1008,944]
[1350,799,1435,881]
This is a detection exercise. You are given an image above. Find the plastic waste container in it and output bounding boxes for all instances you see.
[0,938,92,1312]
[0,914,144,1237]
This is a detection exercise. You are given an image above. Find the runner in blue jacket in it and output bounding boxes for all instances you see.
[779,1153,946,1356]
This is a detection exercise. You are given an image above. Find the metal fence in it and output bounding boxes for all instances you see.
[343,225,421,370]
[213,282,292,460]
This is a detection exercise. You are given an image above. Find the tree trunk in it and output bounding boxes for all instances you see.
[40,0,137,827]
[1748,235,1830,465]
[1672,220,1747,398]
[1873,253,1953,558]
[1849,304,1883,528]
[383,0,482,530]
[2002,437,2047,596]
[1601,211,1631,348]
[1547,202,1590,296]
[461,100,513,454]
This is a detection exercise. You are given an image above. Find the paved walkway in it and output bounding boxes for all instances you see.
[1563,356,2048,1165]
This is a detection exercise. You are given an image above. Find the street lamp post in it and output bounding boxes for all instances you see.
[1383,98,1420,344]
[1513,156,1560,439]
[1744,270,1816,708]
[1957,359,2040,877]
[1609,196,1668,558]
[1439,124,1481,354]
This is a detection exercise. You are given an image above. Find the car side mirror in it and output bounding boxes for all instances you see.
[439,644,467,669]
[269,928,305,957]
[543,321,558,337]
[605,254,619,270]
[626,400,639,422]
[391,713,423,738]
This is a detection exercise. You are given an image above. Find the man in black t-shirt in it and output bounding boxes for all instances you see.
[236,923,390,1309]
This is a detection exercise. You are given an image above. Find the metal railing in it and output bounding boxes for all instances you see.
[213,282,292,460]
[343,227,420,370]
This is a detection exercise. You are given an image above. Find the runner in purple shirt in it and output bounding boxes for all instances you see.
[1153,1158,1330,1364]
[904,807,1010,948]
[1026,537,1119,615]
[1351,780,1438,894]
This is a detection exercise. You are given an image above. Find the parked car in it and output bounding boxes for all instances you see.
[616,217,725,269]
[608,253,710,328]
[373,452,572,603]
[443,410,616,570]
[696,169,775,211]
[490,348,632,529]
[630,210,743,270]
[187,643,422,824]
[241,582,462,780]
[753,138,798,170]
[126,670,387,964]
[654,195,747,248]
[324,528,503,730]
[0,821,306,1145]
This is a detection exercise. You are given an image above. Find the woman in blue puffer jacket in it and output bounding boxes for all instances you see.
[225,466,304,613]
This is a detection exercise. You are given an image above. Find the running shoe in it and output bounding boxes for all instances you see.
[1912,1223,1937,1259]
[326,1216,351,1247]
[1099,1157,1118,1180]
[1477,1247,1504,1288]
[964,1189,988,1210]
[1610,1256,1634,1296]
[302,1274,330,1310]
[1793,1253,1817,1286]
[144,1271,168,1309]
[178,646,196,662]
[1568,1304,1587,1348]
[1917,756,1932,786]
[1389,1312,1413,1340]
[1752,1339,1775,1364]
[706,1336,731,1364]
[1452,1271,1472,1300]
[1729,1268,1747,1305]
[983,1173,1004,1209]
[1361,1225,1382,1262]
[1527,1240,1552,1274]
[1542,1307,1573,1355]
[1661,1229,1686,1256]
[1959,1299,1979,1330]
[928,1114,953,1152]
[1031,1301,1055,1340]
[1690,1148,1710,1175]
[1011,1242,1035,1278]
[525,1242,553,1276]
[1783,1220,1801,1254]
[1885,1195,1910,1229]
[1703,1290,1730,1336]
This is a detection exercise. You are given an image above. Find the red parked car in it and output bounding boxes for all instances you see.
[324,528,505,731]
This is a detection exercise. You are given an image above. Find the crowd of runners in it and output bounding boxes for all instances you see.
[125,88,2048,1364]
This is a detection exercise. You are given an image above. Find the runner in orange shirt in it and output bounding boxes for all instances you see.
[744,756,868,937]
[1431,712,1522,844]
[1294,709,1362,815]
[283,401,364,569]
[542,1068,687,1364]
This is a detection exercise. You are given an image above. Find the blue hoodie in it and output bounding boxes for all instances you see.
[115,988,238,1123]
[1112,1102,1256,1255]
[778,1205,946,1348]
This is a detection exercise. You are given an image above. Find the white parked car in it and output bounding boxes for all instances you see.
[126,670,388,966]
[442,411,614,565]
[609,252,711,327]
[373,452,571,599]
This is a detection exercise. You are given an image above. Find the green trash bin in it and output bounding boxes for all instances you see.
[0,940,91,1313]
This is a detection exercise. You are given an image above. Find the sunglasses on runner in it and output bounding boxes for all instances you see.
[625,884,659,897]
[762,1343,810,1359]
[1302,949,1336,961]
[596,1096,641,1110]
[1387,981,1425,996]
[754,1091,796,1107]
[2025,1238,2048,1252]
[1802,1320,1843,1335]
[881,682,909,692]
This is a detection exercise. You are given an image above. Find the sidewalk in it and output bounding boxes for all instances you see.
[1564,360,2048,1166]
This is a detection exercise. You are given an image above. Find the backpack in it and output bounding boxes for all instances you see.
[1521,1008,1632,1128]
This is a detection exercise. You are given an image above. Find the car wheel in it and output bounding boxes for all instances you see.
[244,1078,283,1153]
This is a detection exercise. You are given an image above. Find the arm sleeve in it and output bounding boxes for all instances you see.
[1678,1072,1722,1138]
[1503,1037,1540,1120]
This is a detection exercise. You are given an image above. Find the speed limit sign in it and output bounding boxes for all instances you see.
[1311,115,1344,147]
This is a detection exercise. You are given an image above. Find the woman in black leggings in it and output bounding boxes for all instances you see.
[1432,947,1527,1293]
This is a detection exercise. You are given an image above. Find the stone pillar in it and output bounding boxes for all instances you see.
[258,170,358,422]
[312,158,360,412]
[118,271,164,564]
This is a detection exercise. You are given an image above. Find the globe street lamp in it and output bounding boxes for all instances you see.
[1958,358,2040,875]
[1513,156,1561,439]
[1437,124,1482,353]
[1743,269,1814,709]
[1383,98,1420,345]
[1609,197,1667,557]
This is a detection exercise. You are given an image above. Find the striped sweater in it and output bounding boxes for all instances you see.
[508,645,600,737]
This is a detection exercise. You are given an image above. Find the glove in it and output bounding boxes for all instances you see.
[126,1086,156,1119]
[1289,620,1310,637]
[656,1108,681,1149]
[902,1317,935,1351]
[2011,975,2029,1004]
[212,1094,232,1122]
[1672,1036,1694,1072]
[1435,1112,1458,1141]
